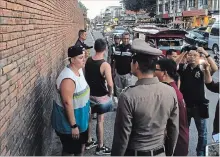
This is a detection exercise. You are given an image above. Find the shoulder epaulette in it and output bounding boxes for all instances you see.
[122,85,136,93]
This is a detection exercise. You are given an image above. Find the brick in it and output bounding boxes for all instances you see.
[0,137,8,152]
[22,12,31,18]
[22,25,34,31]
[17,38,25,45]
[7,2,23,11]
[8,84,16,93]
[0,58,7,68]
[2,62,16,74]
[7,67,19,80]
[0,74,7,85]
[5,89,17,104]
[12,44,24,53]
[0,17,16,25]
[0,42,6,50]
[0,101,10,118]
[6,25,22,32]
[2,33,11,41]
[16,57,23,65]
[5,101,17,120]
[0,119,9,137]
[7,53,19,64]
[7,39,17,48]
[2,9,12,17]
[12,32,21,39]
[0,34,2,42]
[0,80,10,92]
[0,48,13,60]
[0,1,6,8]
[9,72,22,85]
[0,100,6,111]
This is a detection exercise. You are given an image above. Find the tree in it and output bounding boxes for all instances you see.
[78,1,88,15]
[122,0,156,13]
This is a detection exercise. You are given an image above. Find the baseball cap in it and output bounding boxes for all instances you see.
[68,46,85,58]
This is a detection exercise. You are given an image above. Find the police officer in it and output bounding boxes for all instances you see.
[112,32,133,97]
[75,30,93,59]
[75,30,93,51]
[108,34,121,65]
[111,39,179,156]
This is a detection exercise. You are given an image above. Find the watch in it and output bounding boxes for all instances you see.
[206,54,210,58]
[71,124,78,129]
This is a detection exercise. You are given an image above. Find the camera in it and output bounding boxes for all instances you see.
[181,45,191,53]
[181,45,198,53]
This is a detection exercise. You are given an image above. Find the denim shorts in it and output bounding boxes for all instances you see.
[90,95,113,114]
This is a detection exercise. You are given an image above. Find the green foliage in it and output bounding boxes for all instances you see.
[122,0,156,12]
[78,1,88,14]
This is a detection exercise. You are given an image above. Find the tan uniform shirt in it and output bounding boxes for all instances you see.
[111,77,179,156]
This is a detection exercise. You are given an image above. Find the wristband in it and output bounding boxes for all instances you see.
[206,55,210,58]
[71,124,78,129]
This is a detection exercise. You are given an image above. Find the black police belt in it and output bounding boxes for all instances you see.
[126,145,165,156]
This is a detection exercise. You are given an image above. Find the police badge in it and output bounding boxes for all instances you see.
[195,71,201,78]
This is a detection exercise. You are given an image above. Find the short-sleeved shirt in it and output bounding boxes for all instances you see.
[75,39,90,49]
[113,44,132,75]
[178,63,209,107]
[168,82,189,156]
[52,66,90,134]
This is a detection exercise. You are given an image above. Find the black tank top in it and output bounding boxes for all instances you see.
[85,57,108,96]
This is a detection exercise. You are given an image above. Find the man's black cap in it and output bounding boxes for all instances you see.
[68,46,84,58]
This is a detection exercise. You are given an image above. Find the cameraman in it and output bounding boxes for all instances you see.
[177,46,218,156]
[75,30,93,57]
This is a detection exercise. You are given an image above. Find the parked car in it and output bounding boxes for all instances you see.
[185,30,208,49]
[208,20,219,54]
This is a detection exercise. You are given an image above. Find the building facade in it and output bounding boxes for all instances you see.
[156,0,217,28]
[103,6,123,24]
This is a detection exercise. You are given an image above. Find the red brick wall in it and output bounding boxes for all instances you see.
[0,0,84,155]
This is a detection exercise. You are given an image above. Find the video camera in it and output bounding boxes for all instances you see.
[85,46,93,50]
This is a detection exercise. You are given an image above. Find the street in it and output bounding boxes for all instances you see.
[51,30,219,156]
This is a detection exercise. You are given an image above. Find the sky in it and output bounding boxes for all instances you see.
[80,0,121,19]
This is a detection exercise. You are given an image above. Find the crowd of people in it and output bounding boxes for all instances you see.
[51,29,219,156]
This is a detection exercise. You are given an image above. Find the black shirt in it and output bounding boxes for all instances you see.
[113,44,132,75]
[75,39,92,49]
[85,57,108,96]
[178,63,209,107]
[206,81,219,134]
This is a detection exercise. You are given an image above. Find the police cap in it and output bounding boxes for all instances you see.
[114,34,120,39]
[131,39,162,56]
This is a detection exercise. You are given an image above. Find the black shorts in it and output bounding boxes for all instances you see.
[56,129,88,155]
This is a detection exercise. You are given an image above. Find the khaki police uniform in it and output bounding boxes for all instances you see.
[111,39,179,156]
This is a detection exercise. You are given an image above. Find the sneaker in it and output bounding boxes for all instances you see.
[85,138,98,150]
[95,145,111,155]
[92,113,97,119]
